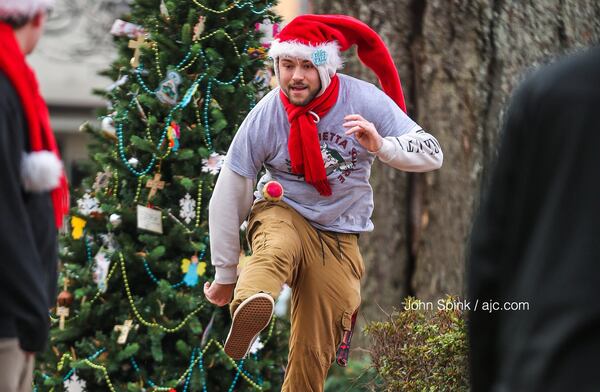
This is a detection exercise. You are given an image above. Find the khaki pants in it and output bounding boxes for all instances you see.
[0,339,34,392]
[231,200,364,391]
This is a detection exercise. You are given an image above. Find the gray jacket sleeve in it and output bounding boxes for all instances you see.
[208,165,254,284]
[374,128,443,172]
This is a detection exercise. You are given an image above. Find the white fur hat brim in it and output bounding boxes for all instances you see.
[0,0,55,18]
[268,40,343,73]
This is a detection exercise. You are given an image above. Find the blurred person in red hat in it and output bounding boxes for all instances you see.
[0,1,69,390]
[204,14,443,390]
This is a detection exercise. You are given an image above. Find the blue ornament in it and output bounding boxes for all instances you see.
[311,49,328,66]
[183,262,199,287]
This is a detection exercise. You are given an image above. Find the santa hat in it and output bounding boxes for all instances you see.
[0,0,54,18]
[268,14,406,112]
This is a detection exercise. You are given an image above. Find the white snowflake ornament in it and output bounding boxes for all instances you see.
[249,336,264,354]
[201,152,225,175]
[64,372,86,392]
[179,193,196,224]
[77,193,102,216]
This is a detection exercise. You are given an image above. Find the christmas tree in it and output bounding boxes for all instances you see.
[34,0,287,390]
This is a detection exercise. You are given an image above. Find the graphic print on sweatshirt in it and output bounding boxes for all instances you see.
[284,131,358,184]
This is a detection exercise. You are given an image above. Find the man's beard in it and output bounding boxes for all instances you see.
[286,83,319,106]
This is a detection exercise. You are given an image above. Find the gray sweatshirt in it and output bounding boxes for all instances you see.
[209,74,443,283]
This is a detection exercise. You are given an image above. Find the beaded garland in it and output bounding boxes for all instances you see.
[192,0,272,15]
[119,252,205,333]
[117,24,252,177]
[38,318,277,391]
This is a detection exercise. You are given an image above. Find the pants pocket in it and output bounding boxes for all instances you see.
[336,310,358,367]
[341,311,353,332]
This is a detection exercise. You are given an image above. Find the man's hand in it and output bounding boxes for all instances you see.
[343,114,383,152]
[204,281,236,307]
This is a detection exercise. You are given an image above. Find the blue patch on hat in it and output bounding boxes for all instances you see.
[311,49,328,66]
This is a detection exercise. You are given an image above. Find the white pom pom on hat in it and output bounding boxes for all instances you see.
[21,150,63,193]
[0,0,55,18]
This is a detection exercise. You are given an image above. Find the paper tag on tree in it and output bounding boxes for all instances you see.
[110,19,145,38]
[137,205,163,234]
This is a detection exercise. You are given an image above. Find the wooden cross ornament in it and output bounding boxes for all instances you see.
[146,173,165,201]
[57,307,69,330]
[128,34,147,68]
[114,319,137,344]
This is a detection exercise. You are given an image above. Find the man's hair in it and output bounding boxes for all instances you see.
[0,14,33,29]
[0,0,54,29]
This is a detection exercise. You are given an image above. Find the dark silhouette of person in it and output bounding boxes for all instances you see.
[468,46,600,392]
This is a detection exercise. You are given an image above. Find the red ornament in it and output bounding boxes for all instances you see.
[262,181,283,202]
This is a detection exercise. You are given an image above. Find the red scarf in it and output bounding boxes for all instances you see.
[280,74,340,196]
[0,22,69,228]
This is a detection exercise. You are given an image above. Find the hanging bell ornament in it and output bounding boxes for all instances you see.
[101,117,117,140]
[128,157,139,168]
[56,278,73,330]
[109,214,122,228]
[57,289,74,307]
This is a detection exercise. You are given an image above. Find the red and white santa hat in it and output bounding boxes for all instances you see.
[268,14,406,112]
[0,0,54,18]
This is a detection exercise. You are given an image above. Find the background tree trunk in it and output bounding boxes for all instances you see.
[309,0,600,323]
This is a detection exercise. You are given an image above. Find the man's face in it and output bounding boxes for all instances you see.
[27,11,47,54]
[278,57,321,106]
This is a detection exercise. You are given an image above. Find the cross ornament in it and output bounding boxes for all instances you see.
[146,173,165,201]
[57,307,69,330]
[114,320,136,344]
[128,34,147,68]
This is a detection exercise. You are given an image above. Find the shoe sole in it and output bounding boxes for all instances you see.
[224,293,274,360]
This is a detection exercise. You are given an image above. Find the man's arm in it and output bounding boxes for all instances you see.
[205,165,254,305]
[374,128,443,172]
[344,114,443,172]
